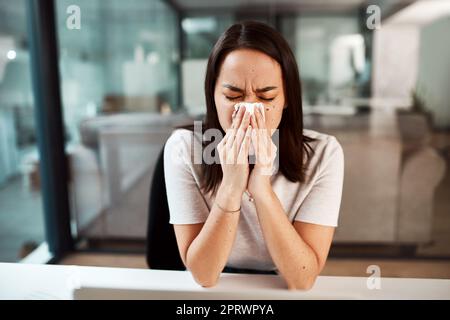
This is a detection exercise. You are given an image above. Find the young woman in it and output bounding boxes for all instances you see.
[164,21,344,290]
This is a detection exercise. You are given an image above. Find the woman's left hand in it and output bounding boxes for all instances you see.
[247,106,278,198]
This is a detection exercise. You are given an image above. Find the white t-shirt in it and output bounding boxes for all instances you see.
[164,128,344,271]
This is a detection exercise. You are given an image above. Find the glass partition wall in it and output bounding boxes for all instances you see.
[54,0,181,250]
[0,0,46,262]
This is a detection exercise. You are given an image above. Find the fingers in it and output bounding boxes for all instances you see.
[225,106,245,150]
[250,112,260,164]
[250,107,275,171]
[251,125,259,158]
[232,105,245,128]
[250,113,256,129]
[219,107,242,161]
[227,108,251,163]
[254,107,266,130]
[251,110,265,146]
[231,107,238,120]
[255,107,271,147]
[220,104,276,173]
[224,106,251,164]
[234,109,252,152]
[237,125,252,164]
[220,105,267,165]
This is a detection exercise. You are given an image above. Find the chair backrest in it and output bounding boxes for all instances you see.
[146,145,186,270]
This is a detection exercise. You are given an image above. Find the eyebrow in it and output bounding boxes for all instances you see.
[222,84,277,93]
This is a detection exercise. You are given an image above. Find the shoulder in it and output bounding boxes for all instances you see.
[166,128,195,146]
[164,129,192,163]
[164,128,203,166]
[303,129,343,153]
[165,128,202,152]
[303,129,344,171]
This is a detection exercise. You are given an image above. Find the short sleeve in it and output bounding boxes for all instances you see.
[164,130,210,224]
[295,136,344,227]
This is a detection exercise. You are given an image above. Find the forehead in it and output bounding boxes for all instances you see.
[218,49,283,86]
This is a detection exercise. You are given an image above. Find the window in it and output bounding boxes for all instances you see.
[0,0,46,262]
[54,0,180,246]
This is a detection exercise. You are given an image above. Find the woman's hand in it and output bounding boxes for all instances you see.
[248,106,278,198]
[216,106,252,209]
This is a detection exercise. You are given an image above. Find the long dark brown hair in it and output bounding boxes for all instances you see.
[182,21,315,195]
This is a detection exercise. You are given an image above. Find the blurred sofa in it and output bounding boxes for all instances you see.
[305,109,446,244]
[69,112,194,238]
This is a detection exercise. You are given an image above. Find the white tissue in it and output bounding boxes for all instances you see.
[234,102,265,120]
[234,102,266,156]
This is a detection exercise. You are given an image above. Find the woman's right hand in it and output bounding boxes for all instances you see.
[216,106,252,208]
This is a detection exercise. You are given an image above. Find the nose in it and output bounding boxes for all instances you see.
[243,93,259,104]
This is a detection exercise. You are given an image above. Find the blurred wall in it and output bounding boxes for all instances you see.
[417,17,450,129]
[372,24,420,102]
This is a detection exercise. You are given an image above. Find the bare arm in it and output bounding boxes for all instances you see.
[252,187,334,290]
[248,107,336,290]
[174,185,241,287]
[173,106,252,287]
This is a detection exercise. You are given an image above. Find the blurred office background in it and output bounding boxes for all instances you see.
[0,0,449,278]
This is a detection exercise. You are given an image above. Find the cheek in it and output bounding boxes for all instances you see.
[263,103,284,129]
[215,95,235,130]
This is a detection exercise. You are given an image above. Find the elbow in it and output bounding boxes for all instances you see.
[199,279,219,288]
[192,273,220,288]
[287,255,322,291]
[287,275,317,291]
[186,261,220,288]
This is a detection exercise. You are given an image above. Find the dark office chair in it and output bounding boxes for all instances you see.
[146,145,186,270]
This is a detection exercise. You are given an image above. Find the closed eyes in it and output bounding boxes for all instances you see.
[225,95,274,102]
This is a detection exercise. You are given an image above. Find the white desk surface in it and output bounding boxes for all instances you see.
[0,263,449,300]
